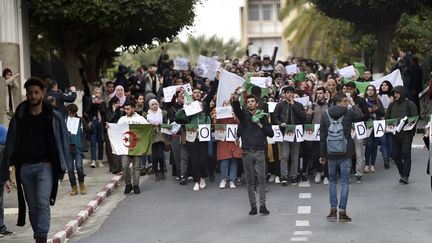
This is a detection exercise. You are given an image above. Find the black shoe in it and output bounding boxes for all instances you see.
[133,185,140,194]
[179,176,188,185]
[281,177,288,186]
[124,184,133,194]
[355,176,362,184]
[290,177,298,185]
[249,206,257,215]
[0,230,15,236]
[160,171,166,180]
[399,177,409,184]
[326,208,337,221]
[259,205,270,215]
[338,210,352,222]
[139,167,147,176]
[301,175,307,182]
[384,158,390,169]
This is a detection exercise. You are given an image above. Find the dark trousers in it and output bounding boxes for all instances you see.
[392,136,413,178]
[187,140,208,182]
[152,142,165,172]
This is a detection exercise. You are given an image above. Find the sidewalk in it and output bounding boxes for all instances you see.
[2,158,119,243]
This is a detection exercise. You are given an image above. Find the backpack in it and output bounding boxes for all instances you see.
[326,110,347,155]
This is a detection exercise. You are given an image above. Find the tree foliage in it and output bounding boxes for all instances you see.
[28,0,200,88]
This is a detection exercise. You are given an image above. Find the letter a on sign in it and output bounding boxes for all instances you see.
[373,120,385,138]
[354,122,367,139]
[198,124,211,141]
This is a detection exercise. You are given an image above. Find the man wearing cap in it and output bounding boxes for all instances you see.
[273,86,306,185]
[345,81,368,183]
[385,86,418,184]
[261,55,274,73]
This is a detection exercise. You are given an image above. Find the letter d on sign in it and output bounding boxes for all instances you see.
[354,122,368,139]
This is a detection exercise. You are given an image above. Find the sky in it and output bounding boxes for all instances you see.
[178,0,244,42]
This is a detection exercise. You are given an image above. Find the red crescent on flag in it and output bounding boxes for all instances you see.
[123,131,138,149]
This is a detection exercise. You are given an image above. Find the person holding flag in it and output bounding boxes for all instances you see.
[231,89,274,215]
[116,99,149,194]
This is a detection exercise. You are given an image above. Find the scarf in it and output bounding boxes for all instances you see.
[251,109,269,124]
[111,85,126,106]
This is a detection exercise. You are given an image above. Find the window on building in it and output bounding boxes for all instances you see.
[276,3,280,19]
[262,4,273,20]
[249,4,260,21]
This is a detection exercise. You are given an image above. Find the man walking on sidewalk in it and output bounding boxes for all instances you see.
[1,78,69,243]
[232,91,274,215]
[320,93,362,222]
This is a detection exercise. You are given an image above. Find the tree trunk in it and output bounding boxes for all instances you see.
[373,26,396,74]
[62,48,83,90]
[84,45,102,86]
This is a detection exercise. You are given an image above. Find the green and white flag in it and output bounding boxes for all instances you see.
[283,125,296,142]
[108,124,153,156]
[403,116,419,131]
[385,119,398,133]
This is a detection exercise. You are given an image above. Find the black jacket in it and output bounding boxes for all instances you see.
[232,100,274,151]
[319,105,363,159]
[272,100,306,133]
[353,95,370,121]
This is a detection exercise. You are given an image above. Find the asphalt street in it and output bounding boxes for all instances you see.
[70,146,432,243]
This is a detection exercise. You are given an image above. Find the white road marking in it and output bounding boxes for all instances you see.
[294,231,312,236]
[298,206,311,214]
[296,220,310,227]
[298,181,311,187]
[290,237,309,241]
[299,193,311,199]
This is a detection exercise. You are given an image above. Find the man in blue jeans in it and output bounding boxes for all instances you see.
[319,93,362,222]
[0,123,15,237]
[1,78,69,243]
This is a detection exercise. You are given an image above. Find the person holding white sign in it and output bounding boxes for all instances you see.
[363,85,385,173]
[232,91,274,216]
[273,86,306,186]
[385,86,418,184]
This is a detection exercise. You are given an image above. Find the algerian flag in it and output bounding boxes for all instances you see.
[354,62,366,77]
[215,124,226,141]
[283,125,296,142]
[342,69,403,94]
[108,124,153,156]
[303,124,315,141]
[385,119,398,133]
[402,116,419,131]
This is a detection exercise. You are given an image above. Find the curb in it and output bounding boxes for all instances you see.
[48,175,123,243]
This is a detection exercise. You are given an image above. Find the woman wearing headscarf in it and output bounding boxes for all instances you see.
[110,85,126,107]
[147,99,168,181]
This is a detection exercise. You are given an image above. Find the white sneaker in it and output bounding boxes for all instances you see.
[370,165,376,173]
[268,174,275,183]
[98,160,104,168]
[314,173,322,184]
[229,181,236,189]
[199,178,206,189]
[188,176,193,181]
[219,179,227,189]
[363,165,370,173]
[275,176,281,184]
[90,160,96,168]
[323,177,329,185]
[193,182,200,191]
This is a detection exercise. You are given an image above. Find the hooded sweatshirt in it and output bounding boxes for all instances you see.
[385,85,418,138]
[319,105,363,159]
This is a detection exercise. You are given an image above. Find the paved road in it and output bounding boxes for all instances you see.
[71,147,432,243]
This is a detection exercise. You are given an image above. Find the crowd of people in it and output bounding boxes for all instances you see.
[0,48,428,242]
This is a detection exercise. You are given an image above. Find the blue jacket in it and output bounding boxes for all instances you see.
[0,101,69,226]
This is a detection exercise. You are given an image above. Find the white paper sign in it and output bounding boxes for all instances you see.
[226,124,238,142]
[339,65,356,78]
[272,125,283,142]
[295,125,304,142]
[216,106,233,119]
[198,124,211,141]
[373,120,386,138]
[380,94,391,109]
[67,117,80,135]
[170,122,181,135]
[163,84,193,103]
[268,102,277,113]
[395,116,408,133]
[370,69,404,91]
[184,100,202,116]
[196,55,221,80]
[173,57,189,70]
[216,69,245,107]
[250,77,270,88]
[285,64,298,75]
[147,113,163,125]
[354,122,368,139]
[294,96,309,107]
[314,124,321,141]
